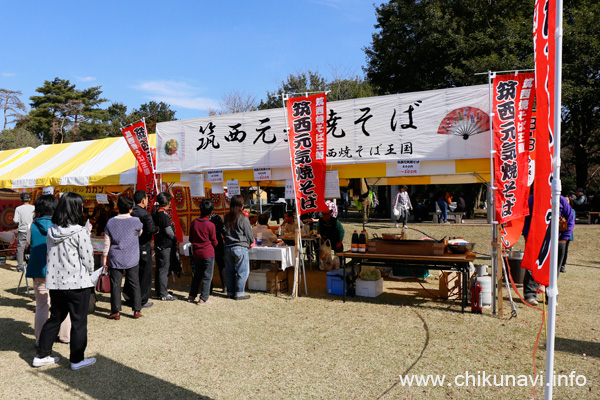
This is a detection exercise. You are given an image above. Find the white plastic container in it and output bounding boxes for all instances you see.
[248,269,270,291]
[355,278,384,298]
[477,276,492,308]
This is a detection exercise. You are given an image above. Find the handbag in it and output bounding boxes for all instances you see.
[95,266,111,293]
[393,194,400,217]
[559,216,568,232]
[319,239,333,271]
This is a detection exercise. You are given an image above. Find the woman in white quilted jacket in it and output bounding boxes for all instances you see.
[32,192,96,371]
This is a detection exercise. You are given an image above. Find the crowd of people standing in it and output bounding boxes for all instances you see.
[19,189,260,371]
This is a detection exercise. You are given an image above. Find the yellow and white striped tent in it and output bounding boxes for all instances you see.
[0,135,156,189]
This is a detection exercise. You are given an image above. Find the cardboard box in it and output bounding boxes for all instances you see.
[266,270,288,295]
[248,268,270,291]
[355,278,384,297]
[439,271,462,299]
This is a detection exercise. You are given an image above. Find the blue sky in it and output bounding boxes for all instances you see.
[1,0,383,123]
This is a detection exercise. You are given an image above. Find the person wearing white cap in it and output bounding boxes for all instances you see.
[13,192,35,272]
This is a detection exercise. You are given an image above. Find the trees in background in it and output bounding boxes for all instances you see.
[560,0,600,189]
[130,101,176,133]
[363,0,533,94]
[363,0,600,190]
[10,78,177,146]
[257,69,374,110]
[27,78,109,144]
[0,127,41,150]
[214,90,258,115]
[0,89,27,130]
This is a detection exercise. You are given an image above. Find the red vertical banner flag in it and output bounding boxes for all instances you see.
[121,120,158,202]
[493,72,535,225]
[287,93,328,216]
[522,0,556,286]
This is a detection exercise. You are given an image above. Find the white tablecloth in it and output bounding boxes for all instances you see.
[248,246,296,270]
[0,230,16,245]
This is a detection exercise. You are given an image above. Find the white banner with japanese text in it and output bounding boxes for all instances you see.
[156,85,490,173]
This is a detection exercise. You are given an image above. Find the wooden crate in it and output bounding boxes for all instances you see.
[267,270,288,295]
[366,239,445,256]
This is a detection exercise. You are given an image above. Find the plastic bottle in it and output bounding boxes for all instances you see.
[351,230,359,252]
[257,233,262,246]
[358,230,367,253]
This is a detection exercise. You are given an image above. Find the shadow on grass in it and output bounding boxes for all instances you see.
[555,337,600,359]
[0,315,214,400]
[38,354,214,400]
[377,308,430,399]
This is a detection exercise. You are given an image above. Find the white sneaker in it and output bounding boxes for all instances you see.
[33,356,59,367]
[525,298,539,306]
[395,223,399,228]
[71,357,96,370]
[403,225,408,229]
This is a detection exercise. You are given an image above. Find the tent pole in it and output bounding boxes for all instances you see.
[488,70,498,316]
[544,1,564,397]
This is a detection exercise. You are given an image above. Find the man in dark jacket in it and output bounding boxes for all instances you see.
[124,191,159,308]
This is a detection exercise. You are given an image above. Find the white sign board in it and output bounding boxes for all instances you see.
[96,194,108,204]
[207,170,223,183]
[285,180,294,200]
[190,174,205,197]
[212,182,224,194]
[396,160,421,176]
[227,179,241,196]
[325,170,340,199]
[253,167,271,181]
[156,85,490,174]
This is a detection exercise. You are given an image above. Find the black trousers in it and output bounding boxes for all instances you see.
[523,241,566,299]
[123,242,153,305]
[189,257,215,302]
[154,247,171,298]
[37,288,91,363]
[109,265,141,313]
[213,254,226,292]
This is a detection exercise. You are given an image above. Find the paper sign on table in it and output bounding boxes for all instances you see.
[207,170,223,183]
[96,194,109,204]
[324,170,340,199]
[253,167,271,181]
[227,179,241,196]
[396,160,420,175]
[190,174,205,197]
[285,180,294,200]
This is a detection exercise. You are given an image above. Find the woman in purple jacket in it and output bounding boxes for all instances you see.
[522,195,575,306]
[187,199,218,305]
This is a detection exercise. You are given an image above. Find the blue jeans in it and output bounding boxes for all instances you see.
[437,199,448,223]
[224,246,249,297]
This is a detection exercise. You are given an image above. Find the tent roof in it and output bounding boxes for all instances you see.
[0,135,155,189]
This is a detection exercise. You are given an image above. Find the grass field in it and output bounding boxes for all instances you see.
[0,217,598,399]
